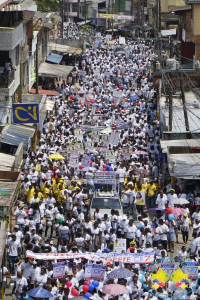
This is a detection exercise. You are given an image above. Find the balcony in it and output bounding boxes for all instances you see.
[0,65,20,96]
[0,70,14,88]
[0,23,23,51]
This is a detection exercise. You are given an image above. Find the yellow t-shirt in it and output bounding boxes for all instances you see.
[147,183,157,197]
[25,187,35,203]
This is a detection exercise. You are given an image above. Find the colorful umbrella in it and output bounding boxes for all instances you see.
[48,154,65,160]
[172,208,185,217]
[107,267,134,279]
[173,198,190,205]
[27,288,53,298]
[102,284,128,296]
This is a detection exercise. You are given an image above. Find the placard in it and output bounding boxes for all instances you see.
[85,263,106,281]
[53,262,66,279]
[114,239,127,253]
[81,156,91,168]
[69,154,79,168]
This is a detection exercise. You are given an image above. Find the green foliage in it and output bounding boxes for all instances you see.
[35,0,59,12]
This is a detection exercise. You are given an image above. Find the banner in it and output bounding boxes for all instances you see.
[69,154,79,168]
[98,14,134,21]
[26,251,155,264]
[53,262,66,279]
[13,103,39,124]
[85,263,106,281]
[160,263,175,275]
[184,262,199,280]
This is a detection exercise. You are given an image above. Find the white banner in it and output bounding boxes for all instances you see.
[85,263,106,281]
[53,262,66,279]
[26,251,154,264]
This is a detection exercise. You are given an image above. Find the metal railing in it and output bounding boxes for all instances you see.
[0,70,14,88]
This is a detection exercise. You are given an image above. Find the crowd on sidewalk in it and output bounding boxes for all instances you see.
[4,31,200,300]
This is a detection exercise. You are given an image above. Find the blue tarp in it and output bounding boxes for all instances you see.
[46,53,63,64]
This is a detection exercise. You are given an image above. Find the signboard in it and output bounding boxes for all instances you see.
[161,29,176,37]
[85,263,106,281]
[114,239,126,253]
[69,154,79,168]
[109,132,119,145]
[184,262,199,279]
[160,263,175,275]
[119,37,125,45]
[81,156,91,168]
[53,262,66,279]
[13,103,39,124]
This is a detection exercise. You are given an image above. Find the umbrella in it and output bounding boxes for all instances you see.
[102,284,128,296]
[71,297,87,300]
[172,208,185,217]
[132,150,147,155]
[107,267,134,279]
[27,288,53,298]
[173,198,190,205]
[48,154,65,160]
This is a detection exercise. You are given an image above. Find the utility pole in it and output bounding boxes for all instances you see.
[179,71,190,132]
[61,0,64,41]
[66,0,69,38]
[85,0,87,24]
[36,42,39,94]
[167,72,173,131]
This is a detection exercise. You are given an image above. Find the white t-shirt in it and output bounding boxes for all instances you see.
[125,224,137,239]
[11,276,27,293]
[177,250,187,261]
[14,209,27,225]
[8,240,21,256]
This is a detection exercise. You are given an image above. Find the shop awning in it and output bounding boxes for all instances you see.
[48,42,82,55]
[29,89,58,96]
[38,62,73,78]
[2,0,36,11]
[46,53,63,64]
[1,124,35,148]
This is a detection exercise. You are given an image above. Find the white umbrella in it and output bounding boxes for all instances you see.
[173,198,190,205]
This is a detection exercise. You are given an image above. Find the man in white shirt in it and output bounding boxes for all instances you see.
[116,165,126,197]
[124,219,137,249]
[11,271,27,299]
[159,219,169,250]
[14,205,27,232]
[156,190,167,209]
[8,235,21,275]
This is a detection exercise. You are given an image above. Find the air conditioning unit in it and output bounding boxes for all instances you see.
[195,60,200,70]
[166,59,176,70]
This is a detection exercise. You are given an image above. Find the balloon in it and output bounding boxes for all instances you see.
[71,288,79,296]
[92,103,96,107]
[69,95,73,100]
[124,104,129,108]
[66,281,72,288]
[103,168,106,171]
[90,99,94,103]
[108,166,112,171]
[84,281,90,286]
[123,84,127,88]
[125,99,129,102]
[99,104,102,109]
[84,292,92,299]
[106,165,110,171]
[166,207,172,214]
[92,281,99,288]
[168,214,174,221]
[83,285,89,293]
[88,284,95,291]
[114,85,117,89]
[79,165,83,169]
[96,108,100,111]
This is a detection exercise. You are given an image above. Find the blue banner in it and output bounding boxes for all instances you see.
[13,103,39,124]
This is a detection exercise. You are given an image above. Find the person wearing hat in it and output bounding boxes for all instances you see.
[13,225,23,243]
[167,188,178,209]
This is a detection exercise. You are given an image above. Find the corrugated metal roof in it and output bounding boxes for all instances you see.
[46,53,63,64]
[0,153,15,171]
[38,62,73,78]
[168,153,200,178]
[1,124,35,148]
[161,139,200,152]
[48,42,82,55]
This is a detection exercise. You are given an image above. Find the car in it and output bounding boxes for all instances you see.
[90,190,123,218]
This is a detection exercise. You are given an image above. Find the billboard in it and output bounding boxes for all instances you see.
[13,103,39,124]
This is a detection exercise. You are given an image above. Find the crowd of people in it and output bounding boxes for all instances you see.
[4,30,200,300]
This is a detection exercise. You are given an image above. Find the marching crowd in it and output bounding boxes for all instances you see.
[5,31,200,300]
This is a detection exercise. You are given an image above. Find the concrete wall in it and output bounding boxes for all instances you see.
[13,142,23,171]
[0,23,23,51]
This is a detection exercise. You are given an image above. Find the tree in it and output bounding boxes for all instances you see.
[35,0,59,12]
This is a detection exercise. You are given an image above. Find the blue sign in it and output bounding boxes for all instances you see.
[13,103,39,124]
[91,18,97,25]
